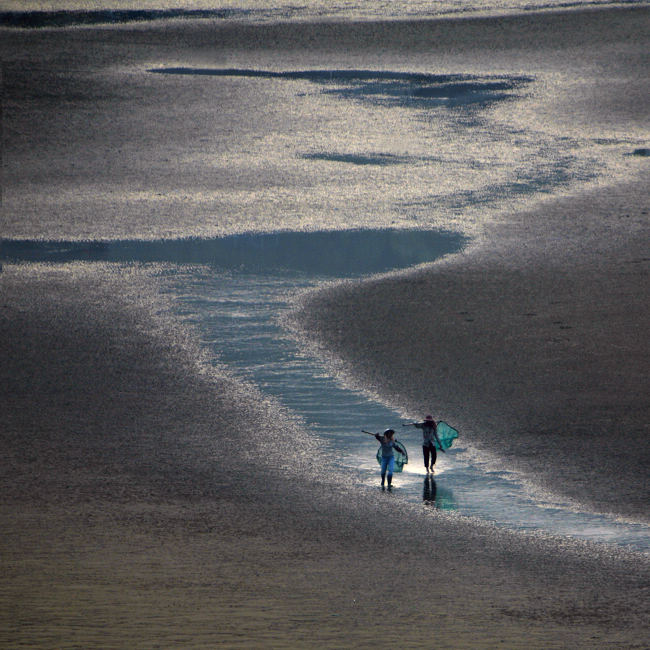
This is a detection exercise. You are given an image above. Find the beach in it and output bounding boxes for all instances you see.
[1,4,649,647]
[1,263,648,647]
[293,178,650,523]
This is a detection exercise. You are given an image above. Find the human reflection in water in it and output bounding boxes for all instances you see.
[423,475,437,506]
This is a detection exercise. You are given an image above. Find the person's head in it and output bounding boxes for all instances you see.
[425,415,434,422]
[384,428,395,440]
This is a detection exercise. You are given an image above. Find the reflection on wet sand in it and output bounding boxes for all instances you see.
[423,475,437,504]
[423,475,456,511]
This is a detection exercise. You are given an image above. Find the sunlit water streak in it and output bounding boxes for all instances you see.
[166,267,649,553]
[2,232,648,552]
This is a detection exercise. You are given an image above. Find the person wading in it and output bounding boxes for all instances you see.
[373,428,399,489]
[404,415,445,473]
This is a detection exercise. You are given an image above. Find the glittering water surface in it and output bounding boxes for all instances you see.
[3,237,648,552]
[4,232,633,550]
[2,3,647,552]
[154,246,648,553]
[6,51,641,241]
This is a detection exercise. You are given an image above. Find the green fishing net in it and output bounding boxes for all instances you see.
[435,421,459,450]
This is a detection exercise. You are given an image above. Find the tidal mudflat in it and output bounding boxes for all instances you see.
[1,3,648,647]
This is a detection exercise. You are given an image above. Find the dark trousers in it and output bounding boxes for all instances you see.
[423,444,437,468]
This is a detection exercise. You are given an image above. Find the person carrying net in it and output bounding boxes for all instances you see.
[404,415,445,473]
[363,428,405,489]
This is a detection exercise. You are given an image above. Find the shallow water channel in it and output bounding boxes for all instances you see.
[3,230,648,553]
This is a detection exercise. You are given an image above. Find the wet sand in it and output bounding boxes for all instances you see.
[294,178,650,523]
[1,263,648,648]
[288,5,650,524]
[1,5,649,648]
